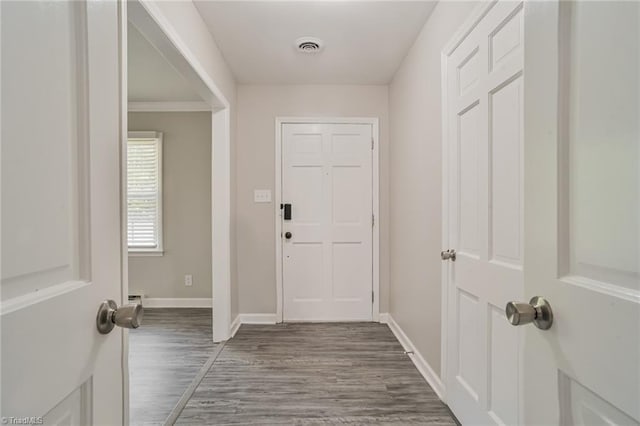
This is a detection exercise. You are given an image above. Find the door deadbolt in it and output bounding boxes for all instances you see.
[96,300,144,334]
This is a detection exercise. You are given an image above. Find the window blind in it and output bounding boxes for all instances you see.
[127,135,162,251]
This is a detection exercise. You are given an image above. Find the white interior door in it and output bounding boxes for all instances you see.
[443,1,524,424]
[522,1,639,424]
[281,122,373,321]
[1,1,124,424]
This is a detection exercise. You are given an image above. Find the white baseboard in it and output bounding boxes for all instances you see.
[228,313,278,338]
[239,313,278,324]
[143,298,212,308]
[384,313,445,400]
[229,314,241,338]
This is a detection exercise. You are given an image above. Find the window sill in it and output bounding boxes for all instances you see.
[128,250,164,257]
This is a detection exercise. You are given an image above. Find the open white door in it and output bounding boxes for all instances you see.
[442,1,524,424]
[522,1,639,424]
[1,1,126,424]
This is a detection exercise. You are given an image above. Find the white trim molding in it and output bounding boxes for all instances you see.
[130,0,233,344]
[143,298,212,308]
[274,117,381,323]
[230,314,241,338]
[229,313,279,338]
[239,313,278,324]
[128,101,211,112]
[384,313,445,401]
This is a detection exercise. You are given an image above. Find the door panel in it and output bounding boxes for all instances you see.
[282,123,373,321]
[490,75,522,266]
[1,0,89,301]
[1,1,123,423]
[444,2,524,425]
[523,1,639,424]
[42,380,91,425]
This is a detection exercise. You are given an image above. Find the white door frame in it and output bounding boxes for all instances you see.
[275,117,380,323]
[439,1,501,404]
[125,0,233,351]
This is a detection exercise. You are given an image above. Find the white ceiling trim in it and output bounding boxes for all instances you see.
[128,101,212,112]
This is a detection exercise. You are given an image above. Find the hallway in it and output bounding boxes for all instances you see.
[176,323,456,425]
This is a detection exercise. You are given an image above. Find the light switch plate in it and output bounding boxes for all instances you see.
[254,189,272,203]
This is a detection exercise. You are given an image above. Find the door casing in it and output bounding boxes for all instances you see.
[124,0,233,345]
[274,117,380,323]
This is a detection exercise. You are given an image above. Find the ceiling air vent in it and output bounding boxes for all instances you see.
[295,37,324,54]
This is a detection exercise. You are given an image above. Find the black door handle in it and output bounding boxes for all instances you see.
[285,232,292,240]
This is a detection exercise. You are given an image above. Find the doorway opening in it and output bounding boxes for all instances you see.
[123,1,232,424]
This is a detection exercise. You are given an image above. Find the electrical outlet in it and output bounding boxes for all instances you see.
[184,274,193,286]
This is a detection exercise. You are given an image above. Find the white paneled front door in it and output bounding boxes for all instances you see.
[523,1,639,424]
[443,1,524,424]
[281,122,373,321]
[1,1,124,423]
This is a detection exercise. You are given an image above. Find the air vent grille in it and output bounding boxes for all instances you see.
[295,37,324,54]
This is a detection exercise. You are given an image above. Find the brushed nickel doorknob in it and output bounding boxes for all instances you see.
[96,300,144,334]
[441,249,456,261]
[505,296,553,330]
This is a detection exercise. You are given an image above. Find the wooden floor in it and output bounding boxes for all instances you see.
[176,322,456,425]
[129,308,216,426]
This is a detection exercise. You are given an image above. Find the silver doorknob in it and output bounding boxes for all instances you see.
[441,249,456,261]
[505,296,553,330]
[96,299,144,334]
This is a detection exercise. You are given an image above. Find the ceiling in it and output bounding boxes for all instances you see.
[193,1,437,85]
[128,23,203,102]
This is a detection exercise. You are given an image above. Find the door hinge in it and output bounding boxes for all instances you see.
[372,214,375,227]
[372,291,375,303]
[371,137,374,150]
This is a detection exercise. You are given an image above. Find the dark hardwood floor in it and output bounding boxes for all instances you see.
[176,322,456,425]
[129,308,216,426]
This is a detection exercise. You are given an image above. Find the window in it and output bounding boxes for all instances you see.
[127,131,163,254]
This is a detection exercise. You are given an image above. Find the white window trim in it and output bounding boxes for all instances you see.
[127,131,164,256]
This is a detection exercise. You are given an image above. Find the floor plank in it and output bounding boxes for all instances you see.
[176,322,455,425]
[129,308,216,426]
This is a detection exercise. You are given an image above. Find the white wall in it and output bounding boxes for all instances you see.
[128,112,212,299]
[236,85,389,314]
[389,1,475,375]
[145,1,240,319]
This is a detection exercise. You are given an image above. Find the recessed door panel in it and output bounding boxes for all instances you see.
[456,290,482,401]
[564,1,639,290]
[458,103,481,257]
[1,0,90,301]
[490,75,523,267]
